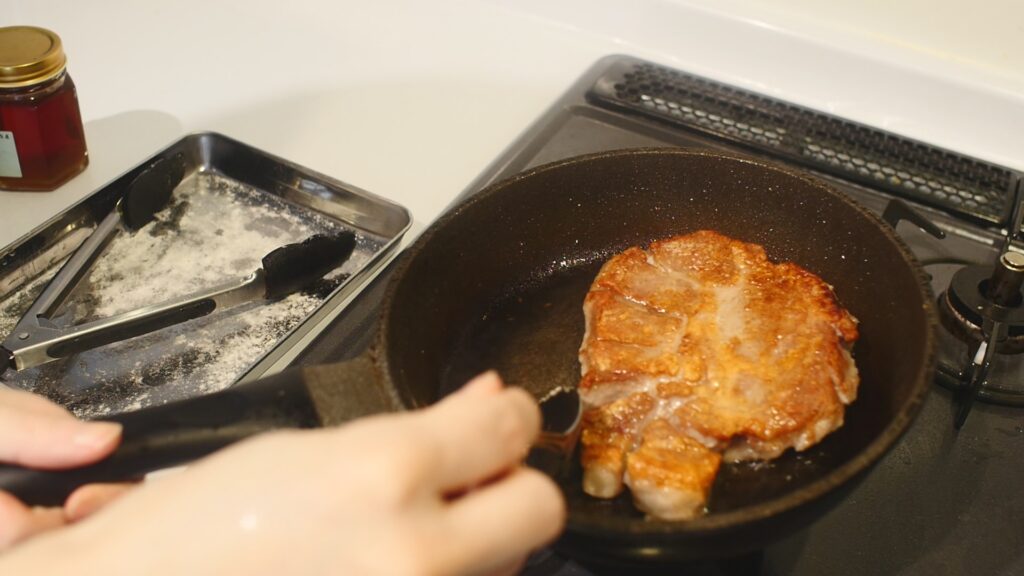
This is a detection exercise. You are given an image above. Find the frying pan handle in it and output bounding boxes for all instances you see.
[0,367,320,507]
[881,199,944,239]
[297,354,403,421]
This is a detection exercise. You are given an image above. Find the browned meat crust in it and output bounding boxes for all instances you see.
[578,230,859,520]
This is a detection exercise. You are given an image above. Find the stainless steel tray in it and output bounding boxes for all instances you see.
[0,132,410,418]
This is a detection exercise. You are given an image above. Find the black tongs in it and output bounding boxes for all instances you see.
[1,157,357,372]
[0,372,582,507]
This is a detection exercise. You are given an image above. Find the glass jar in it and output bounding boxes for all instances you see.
[0,26,88,191]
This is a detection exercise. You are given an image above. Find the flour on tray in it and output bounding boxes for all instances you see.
[0,172,381,418]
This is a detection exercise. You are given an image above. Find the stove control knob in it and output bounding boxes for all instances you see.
[987,251,1024,307]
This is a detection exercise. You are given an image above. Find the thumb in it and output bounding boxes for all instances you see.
[0,388,121,469]
[455,371,504,398]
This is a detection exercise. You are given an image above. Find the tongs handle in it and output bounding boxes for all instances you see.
[0,368,317,507]
[5,272,263,371]
[47,299,217,360]
[21,154,185,321]
[4,233,355,371]
[46,272,263,365]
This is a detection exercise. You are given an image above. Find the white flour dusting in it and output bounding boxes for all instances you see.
[0,172,383,418]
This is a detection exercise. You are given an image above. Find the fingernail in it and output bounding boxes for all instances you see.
[65,483,130,522]
[72,422,122,450]
[63,491,87,522]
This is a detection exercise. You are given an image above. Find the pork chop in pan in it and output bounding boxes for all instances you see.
[578,230,860,520]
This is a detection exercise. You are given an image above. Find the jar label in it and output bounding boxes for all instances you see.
[0,132,22,178]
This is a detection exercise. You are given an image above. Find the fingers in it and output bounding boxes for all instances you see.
[438,467,565,575]
[0,390,121,548]
[64,482,136,522]
[456,370,504,397]
[0,388,122,469]
[421,372,541,491]
[0,387,71,418]
[0,490,66,549]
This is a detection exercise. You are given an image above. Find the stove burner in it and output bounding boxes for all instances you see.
[936,252,1024,424]
[939,259,1024,354]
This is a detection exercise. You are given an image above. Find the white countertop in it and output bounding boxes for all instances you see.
[2,0,1023,248]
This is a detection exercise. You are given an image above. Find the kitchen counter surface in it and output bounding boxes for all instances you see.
[3,0,1023,246]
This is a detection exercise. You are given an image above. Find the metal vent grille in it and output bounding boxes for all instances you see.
[588,60,1020,225]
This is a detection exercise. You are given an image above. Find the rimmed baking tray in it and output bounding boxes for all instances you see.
[0,132,411,418]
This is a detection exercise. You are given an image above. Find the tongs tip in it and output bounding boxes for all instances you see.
[536,387,582,457]
[121,154,186,231]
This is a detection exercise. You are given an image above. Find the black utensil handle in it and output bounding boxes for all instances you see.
[0,367,318,507]
[263,232,357,299]
[121,153,185,231]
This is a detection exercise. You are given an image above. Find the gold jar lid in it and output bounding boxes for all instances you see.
[0,26,67,88]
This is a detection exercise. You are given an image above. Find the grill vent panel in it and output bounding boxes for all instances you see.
[590,61,1019,225]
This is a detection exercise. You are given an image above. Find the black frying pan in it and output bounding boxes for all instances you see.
[0,149,935,564]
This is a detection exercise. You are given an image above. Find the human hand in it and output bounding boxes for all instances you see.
[0,386,124,549]
[2,372,566,576]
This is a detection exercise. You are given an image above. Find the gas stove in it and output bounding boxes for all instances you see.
[292,56,1024,575]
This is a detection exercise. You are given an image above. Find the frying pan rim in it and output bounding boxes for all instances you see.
[377,147,938,536]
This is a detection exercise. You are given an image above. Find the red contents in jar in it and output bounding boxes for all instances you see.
[0,73,88,191]
[0,26,89,191]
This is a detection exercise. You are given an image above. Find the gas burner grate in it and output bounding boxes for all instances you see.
[588,60,1021,226]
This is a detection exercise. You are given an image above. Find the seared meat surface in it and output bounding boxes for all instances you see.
[578,231,859,520]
